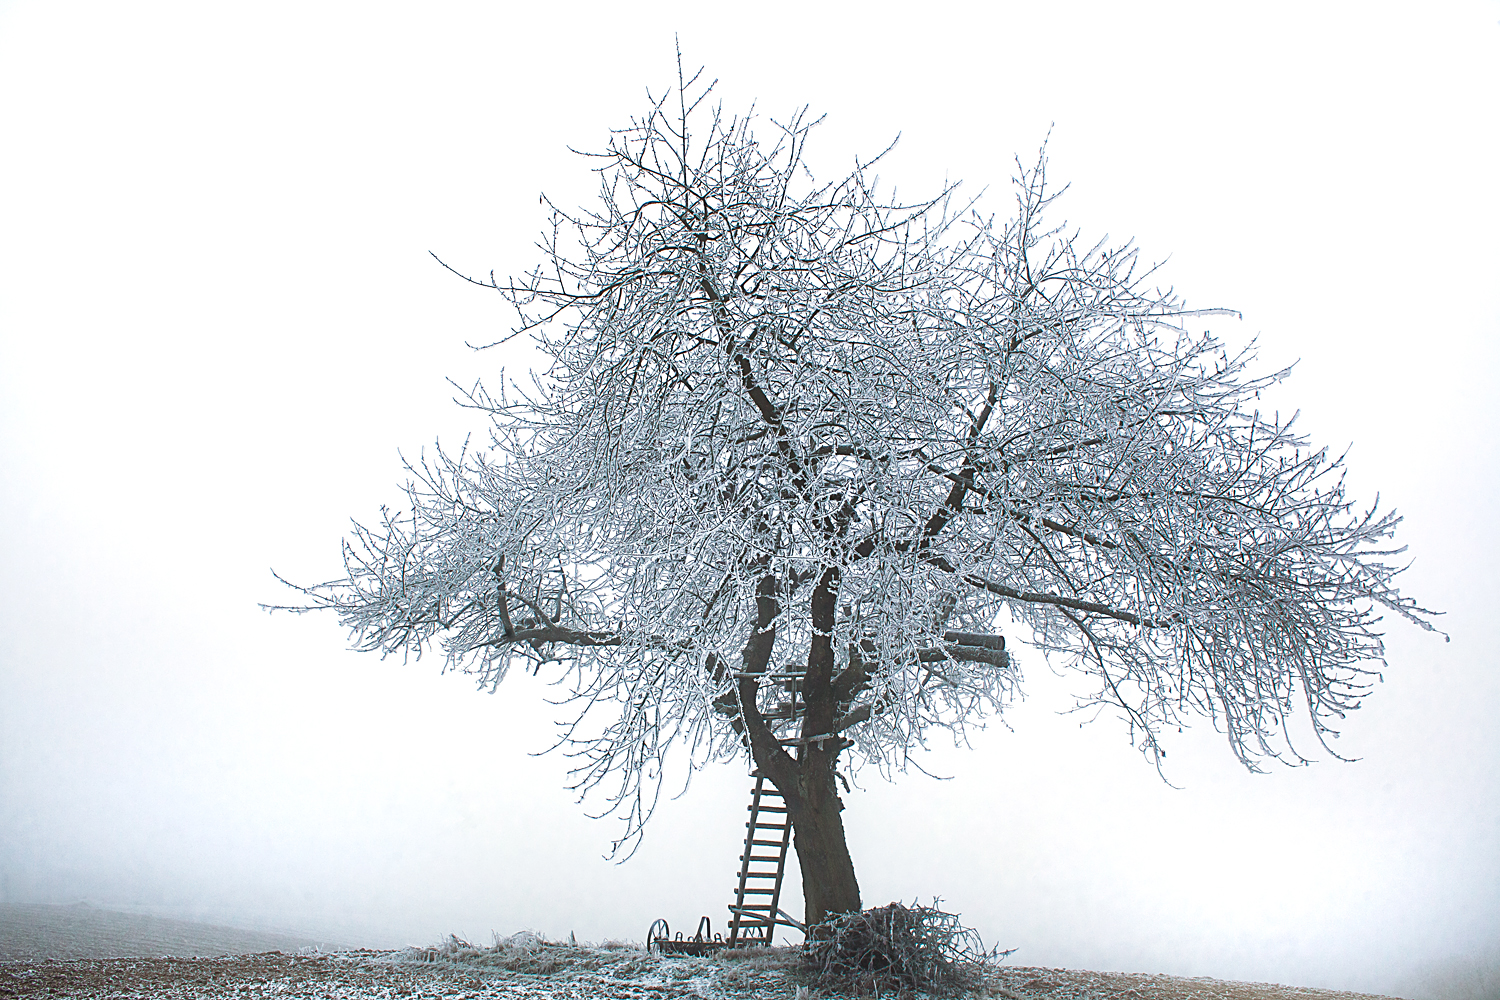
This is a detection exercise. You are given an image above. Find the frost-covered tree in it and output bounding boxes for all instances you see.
[277,70,1436,929]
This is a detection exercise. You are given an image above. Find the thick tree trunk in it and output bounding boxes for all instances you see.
[784,565,863,930]
[781,749,861,930]
[736,567,863,932]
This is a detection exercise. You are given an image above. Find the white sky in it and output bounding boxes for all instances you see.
[1,1,1497,996]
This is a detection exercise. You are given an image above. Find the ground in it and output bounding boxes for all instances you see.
[0,947,1413,1000]
[0,904,1408,1000]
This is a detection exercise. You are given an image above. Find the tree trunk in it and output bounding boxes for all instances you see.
[736,567,863,932]
[745,726,863,932]
[780,748,861,931]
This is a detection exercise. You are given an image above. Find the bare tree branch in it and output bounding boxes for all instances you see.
[273,69,1438,860]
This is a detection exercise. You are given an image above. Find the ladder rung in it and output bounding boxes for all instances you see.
[732,905,773,912]
[748,838,786,846]
[740,855,782,863]
[752,787,784,797]
[740,888,778,895]
[747,821,787,830]
[741,872,780,878]
[750,804,788,812]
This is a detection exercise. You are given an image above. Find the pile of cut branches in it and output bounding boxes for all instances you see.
[802,901,1013,997]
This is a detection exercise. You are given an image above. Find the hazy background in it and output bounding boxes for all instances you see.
[2,1,1496,996]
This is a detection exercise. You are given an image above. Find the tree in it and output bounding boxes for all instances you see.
[277,69,1437,931]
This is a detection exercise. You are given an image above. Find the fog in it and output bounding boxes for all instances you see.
[1,2,1496,997]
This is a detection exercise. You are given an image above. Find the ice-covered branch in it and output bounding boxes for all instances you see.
[277,72,1437,853]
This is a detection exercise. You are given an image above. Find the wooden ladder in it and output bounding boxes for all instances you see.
[726,775,794,946]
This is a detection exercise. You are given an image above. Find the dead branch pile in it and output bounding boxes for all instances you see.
[802,902,1013,997]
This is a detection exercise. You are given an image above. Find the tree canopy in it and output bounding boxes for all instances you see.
[278,71,1435,921]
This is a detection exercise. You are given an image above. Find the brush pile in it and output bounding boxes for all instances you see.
[802,901,1012,997]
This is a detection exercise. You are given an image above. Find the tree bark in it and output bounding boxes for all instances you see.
[782,747,861,931]
[791,567,862,928]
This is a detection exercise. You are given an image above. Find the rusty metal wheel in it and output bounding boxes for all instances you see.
[646,918,669,955]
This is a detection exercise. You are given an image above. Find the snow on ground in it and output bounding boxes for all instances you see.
[0,948,1412,1000]
[0,905,1410,999]
[0,947,806,999]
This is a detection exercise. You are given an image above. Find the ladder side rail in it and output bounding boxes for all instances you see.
[728,776,766,946]
[760,678,801,948]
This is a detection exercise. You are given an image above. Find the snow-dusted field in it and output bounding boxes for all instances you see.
[0,949,1413,1000]
[0,903,330,961]
[0,948,800,999]
[0,905,1408,1000]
